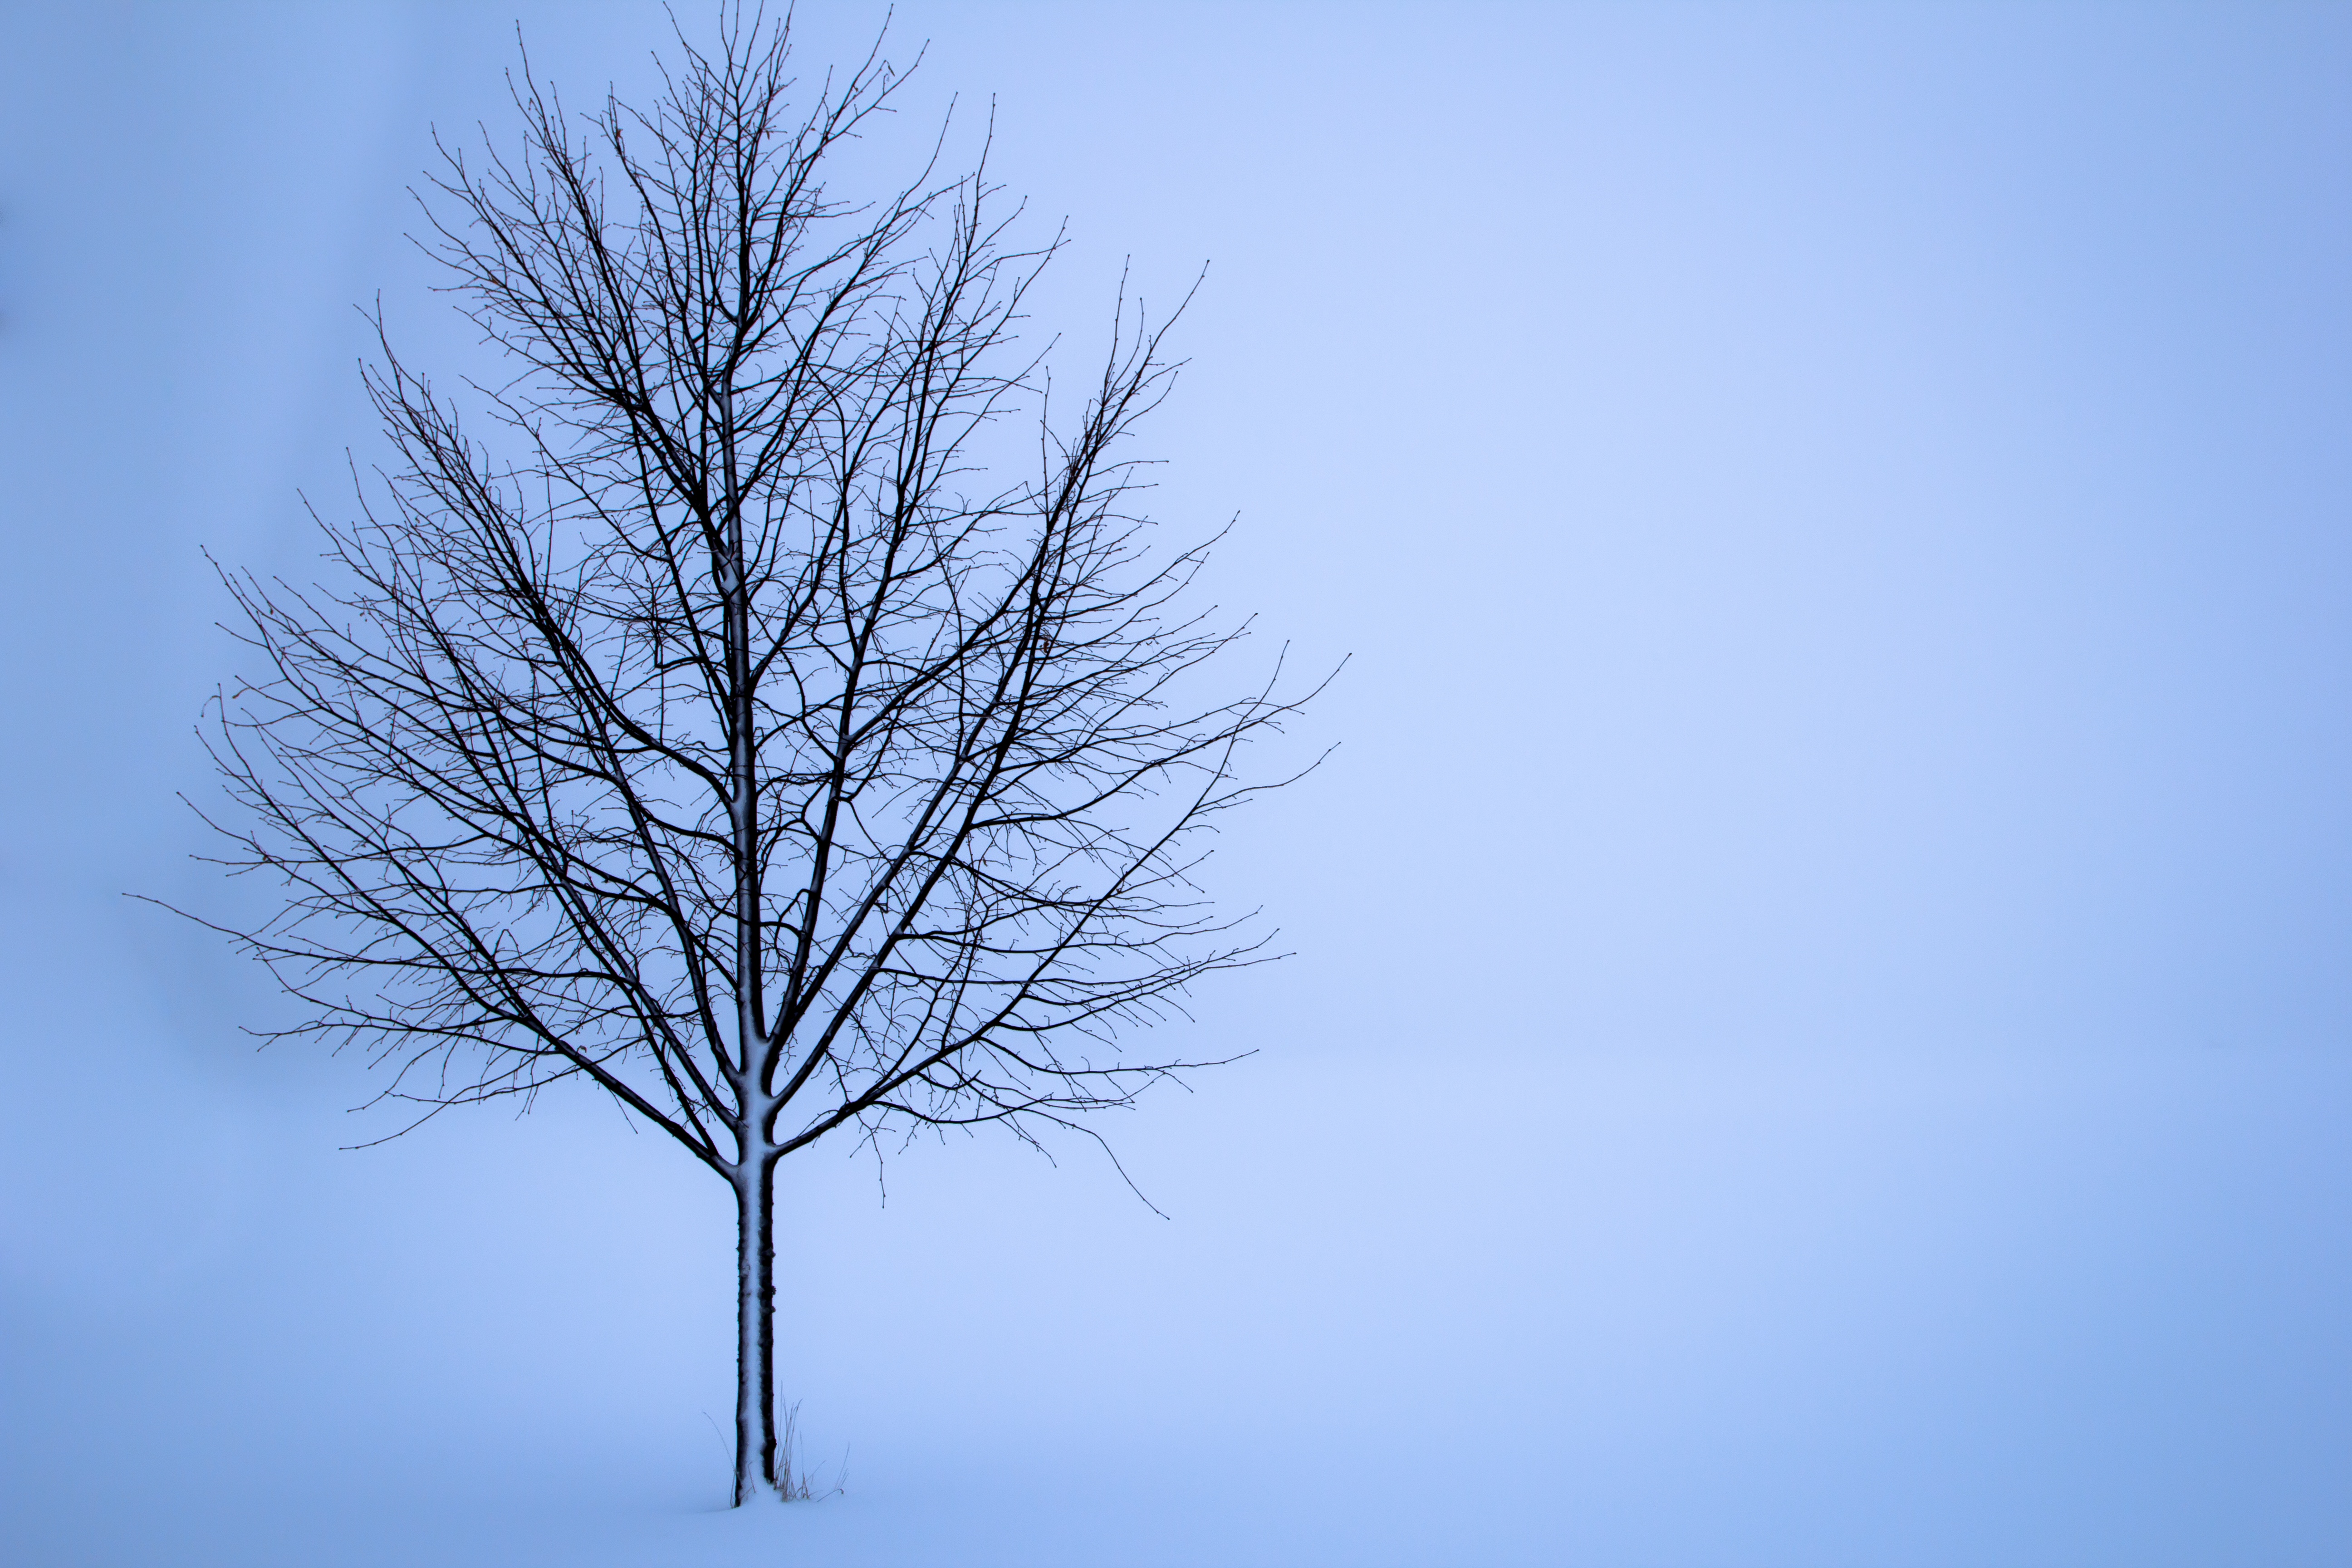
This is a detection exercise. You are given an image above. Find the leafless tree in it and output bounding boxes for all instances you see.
[176,11,1318,1505]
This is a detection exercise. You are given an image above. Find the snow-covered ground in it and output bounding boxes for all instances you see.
[6,1034,2349,1565]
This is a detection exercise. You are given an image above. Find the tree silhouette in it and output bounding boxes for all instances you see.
[181,11,1319,1503]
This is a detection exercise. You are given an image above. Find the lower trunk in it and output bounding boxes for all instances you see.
[734,1155,778,1504]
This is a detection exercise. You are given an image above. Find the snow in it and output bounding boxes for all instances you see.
[5,1,2351,1561]
[6,1044,2350,1565]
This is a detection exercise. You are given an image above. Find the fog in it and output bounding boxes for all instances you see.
[3,4,2347,1563]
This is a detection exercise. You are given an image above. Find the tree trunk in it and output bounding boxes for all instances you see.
[733,1153,778,1504]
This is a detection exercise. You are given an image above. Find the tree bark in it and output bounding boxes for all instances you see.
[733,1152,778,1503]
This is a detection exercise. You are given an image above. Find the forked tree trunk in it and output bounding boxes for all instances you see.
[733,1152,779,1503]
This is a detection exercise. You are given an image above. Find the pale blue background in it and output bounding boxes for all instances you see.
[2,3,2348,1563]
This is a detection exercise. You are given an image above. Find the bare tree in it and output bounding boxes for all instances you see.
[177,12,1317,1505]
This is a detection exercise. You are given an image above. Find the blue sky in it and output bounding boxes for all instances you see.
[3,4,2349,1563]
